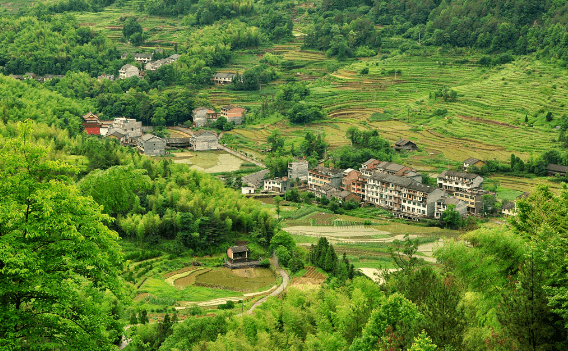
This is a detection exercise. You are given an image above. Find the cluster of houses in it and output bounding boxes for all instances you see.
[192,105,246,127]
[81,112,221,155]
[9,73,65,82]
[242,155,498,221]
[117,52,181,79]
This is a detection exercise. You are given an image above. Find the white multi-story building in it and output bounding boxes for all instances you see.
[263,178,290,193]
[437,170,483,193]
[365,173,445,220]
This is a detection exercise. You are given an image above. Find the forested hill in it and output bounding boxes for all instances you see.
[306,0,568,62]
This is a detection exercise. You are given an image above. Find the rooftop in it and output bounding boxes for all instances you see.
[369,173,438,193]
[438,170,481,180]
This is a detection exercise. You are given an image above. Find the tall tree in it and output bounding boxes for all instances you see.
[0,121,123,350]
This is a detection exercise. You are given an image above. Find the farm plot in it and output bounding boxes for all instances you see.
[283,226,390,242]
[289,266,326,290]
[194,267,276,293]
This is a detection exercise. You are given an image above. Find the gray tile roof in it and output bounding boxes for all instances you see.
[369,173,437,193]
[229,245,249,253]
[464,157,481,165]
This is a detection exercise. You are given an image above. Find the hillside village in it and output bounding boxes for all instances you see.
[5,0,568,350]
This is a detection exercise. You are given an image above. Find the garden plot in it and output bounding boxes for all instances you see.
[172,151,243,173]
[203,153,243,173]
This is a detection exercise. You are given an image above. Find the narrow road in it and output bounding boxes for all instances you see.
[217,145,266,168]
[247,256,289,314]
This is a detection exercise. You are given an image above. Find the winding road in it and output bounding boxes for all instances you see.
[247,256,289,314]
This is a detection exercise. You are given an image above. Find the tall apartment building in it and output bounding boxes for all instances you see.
[365,173,445,220]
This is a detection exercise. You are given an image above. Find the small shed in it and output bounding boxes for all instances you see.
[394,139,418,152]
[547,164,568,177]
[241,186,255,195]
[463,157,485,170]
[227,245,249,263]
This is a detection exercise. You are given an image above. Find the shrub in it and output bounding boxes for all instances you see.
[360,67,369,75]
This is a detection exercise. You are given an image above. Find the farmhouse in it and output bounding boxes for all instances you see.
[220,105,246,125]
[308,166,344,195]
[242,169,270,189]
[437,170,483,193]
[502,201,516,216]
[241,186,255,195]
[288,159,309,181]
[546,163,568,177]
[134,53,153,63]
[119,64,140,79]
[227,245,249,263]
[365,173,445,220]
[137,134,166,156]
[394,139,418,152]
[463,157,485,170]
[145,54,181,71]
[106,117,143,140]
[190,130,219,151]
[212,72,237,85]
[263,177,290,193]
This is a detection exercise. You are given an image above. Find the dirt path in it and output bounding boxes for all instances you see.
[247,256,289,314]
[217,145,266,168]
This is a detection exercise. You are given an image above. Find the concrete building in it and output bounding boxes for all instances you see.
[192,107,217,128]
[212,72,237,85]
[220,105,246,125]
[288,160,309,181]
[263,177,290,193]
[437,170,484,193]
[107,117,143,139]
[308,166,344,195]
[341,169,360,191]
[365,173,445,220]
[190,130,219,151]
[118,64,139,79]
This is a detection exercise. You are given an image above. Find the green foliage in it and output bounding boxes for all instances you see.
[309,237,354,281]
[0,121,123,350]
[0,75,90,136]
[78,164,152,217]
[334,127,393,169]
[287,101,326,124]
[440,204,463,229]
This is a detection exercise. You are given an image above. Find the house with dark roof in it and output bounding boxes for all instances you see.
[227,245,249,263]
[437,170,484,193]
[242,169,270,189]
[137,134,166,156]
[394,139,418,152]
[546,164,568,177]
[190,130,219,151]
[192,107,218,127]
